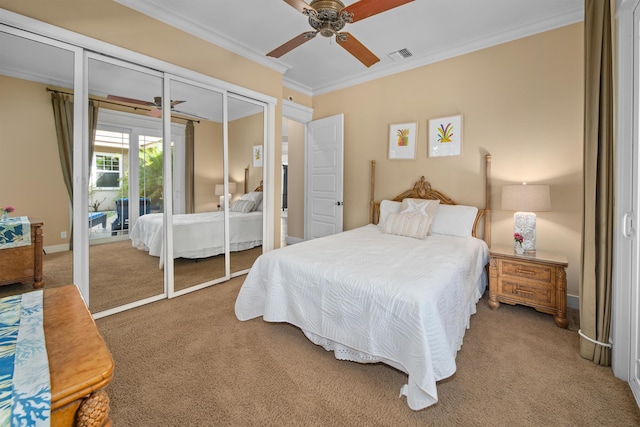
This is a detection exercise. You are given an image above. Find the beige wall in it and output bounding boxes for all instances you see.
[193,120,223,213]
[0,75,71,247]
[229,113,265,197]
[312,23,584,298]
[283,87,312,109]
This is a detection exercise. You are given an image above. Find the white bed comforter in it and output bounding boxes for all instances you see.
[235,224,489,410]
[130,211,262,267]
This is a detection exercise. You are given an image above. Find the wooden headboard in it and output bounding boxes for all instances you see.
[369,154,492,246]
[244,167,263,193]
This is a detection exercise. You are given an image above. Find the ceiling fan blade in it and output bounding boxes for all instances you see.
[342,0,414,23]
[170,100,185,107]
[106,95,153,106]
[267,32,316,58]
[336,32,380,67]
[282,0,312,14]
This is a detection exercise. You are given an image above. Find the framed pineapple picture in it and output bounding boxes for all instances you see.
[388,122,417,160]
[428,115,463,157]
[253,145,263,167]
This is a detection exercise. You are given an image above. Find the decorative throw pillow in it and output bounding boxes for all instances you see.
[240,191,263,211]
[399,198,440,234]
[382,212,431,240]
[378,200,402,228]
[230,199,256,213]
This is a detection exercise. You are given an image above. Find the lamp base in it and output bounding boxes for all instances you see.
[514,211,537,253]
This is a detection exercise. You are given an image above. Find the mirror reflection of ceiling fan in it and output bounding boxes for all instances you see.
[106,95,186,118]
[267,0,414,67]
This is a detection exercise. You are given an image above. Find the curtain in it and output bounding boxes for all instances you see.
[185,120,195,214]
[579,0,614,365]
[51,92,100,250]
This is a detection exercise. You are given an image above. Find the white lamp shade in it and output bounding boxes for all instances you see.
[214,182,237,196]
[502,184,551,212]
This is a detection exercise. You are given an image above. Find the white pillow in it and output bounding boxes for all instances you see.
[378,200,401,228]
[430,204,479,237]
[382,212,431,240]
[255,198,263,211]
[399,198,440,234]
[230,199,256,213]
[240,191,263,211]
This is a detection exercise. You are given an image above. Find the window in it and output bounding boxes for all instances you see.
[93,153,121,188]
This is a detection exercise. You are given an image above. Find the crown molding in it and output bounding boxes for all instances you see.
[311,9,583,95]
[114,0,289,76]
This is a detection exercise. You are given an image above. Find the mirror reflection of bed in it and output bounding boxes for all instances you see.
[2,29,267,315]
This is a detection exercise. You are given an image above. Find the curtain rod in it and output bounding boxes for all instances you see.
[46,88,200,123]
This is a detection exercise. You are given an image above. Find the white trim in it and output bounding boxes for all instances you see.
[113,0,289,76]
[282,99,313,124]
[43,244,70,254]
[311,11,584,95]
[567,294,579,310]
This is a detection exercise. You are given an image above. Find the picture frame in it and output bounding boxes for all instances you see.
[428,115,463,157]
[388,122,418,160]
[252,145,263,167]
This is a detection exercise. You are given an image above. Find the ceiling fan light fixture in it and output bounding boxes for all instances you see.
[270,0,415,66]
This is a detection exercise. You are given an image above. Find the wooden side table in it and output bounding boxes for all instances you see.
[0,218,44,288]
[488,245,569,328]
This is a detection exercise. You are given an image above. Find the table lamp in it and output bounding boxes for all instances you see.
[501,183,551,254]
[215,182,237,210]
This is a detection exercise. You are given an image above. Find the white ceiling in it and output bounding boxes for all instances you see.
[115,0,584,95]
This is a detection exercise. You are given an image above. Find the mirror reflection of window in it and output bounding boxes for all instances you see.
[87,56,165,314]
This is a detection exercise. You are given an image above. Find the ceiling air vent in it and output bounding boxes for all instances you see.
[388,48,413,62]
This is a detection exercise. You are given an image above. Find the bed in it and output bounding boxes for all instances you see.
[130,179,264,268]
[235,156,492,410]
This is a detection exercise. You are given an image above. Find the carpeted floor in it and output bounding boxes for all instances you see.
[95,276,640,426]
[0,241,262,312]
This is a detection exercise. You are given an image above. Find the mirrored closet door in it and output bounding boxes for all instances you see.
[1,18,273,317]
[228,95,266,276]
[0,30,76,298]
[168,79,227,293]
[86,56,165,313]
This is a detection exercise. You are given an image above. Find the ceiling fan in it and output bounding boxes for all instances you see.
[106,95,186,118]
[267,0,414,67]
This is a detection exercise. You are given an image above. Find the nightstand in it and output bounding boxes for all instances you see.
[488,245,569,328]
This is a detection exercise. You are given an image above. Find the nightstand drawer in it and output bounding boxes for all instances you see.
[498,279,556,308]
[488,246,569,328]
[500,260,553,283]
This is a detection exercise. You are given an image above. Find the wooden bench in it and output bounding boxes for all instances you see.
[45,285,114,426]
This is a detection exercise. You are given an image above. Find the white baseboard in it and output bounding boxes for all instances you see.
[285,236,304,245]
[567,294,579,310]
[44,244,69,254]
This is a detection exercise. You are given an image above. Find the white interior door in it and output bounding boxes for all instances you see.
[305,114,344,239]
